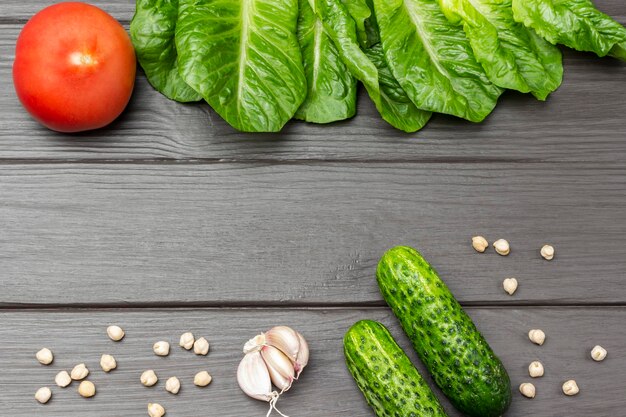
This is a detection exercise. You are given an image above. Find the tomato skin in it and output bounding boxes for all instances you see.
[13,2,136,133]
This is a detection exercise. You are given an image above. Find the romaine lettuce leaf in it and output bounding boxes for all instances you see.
[512,0,626,61]
[313,0,432,132]
[438,0,563,100]
[175,0,307,132]
[130,0,201,102]
[372,0,502,122]
[295,0,357,123]
[341,0,372,47]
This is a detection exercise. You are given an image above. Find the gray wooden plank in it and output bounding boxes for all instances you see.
[0,10,625,163]
[0,307,623,416]
[1,162,625,306]
[7,0,626,23]
[0,1,135,22]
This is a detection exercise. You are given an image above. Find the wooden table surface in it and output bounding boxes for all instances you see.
[1,1,626,416]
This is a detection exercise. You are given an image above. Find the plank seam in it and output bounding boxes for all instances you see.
[2,301,626,310]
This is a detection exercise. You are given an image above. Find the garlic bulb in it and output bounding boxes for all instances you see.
[244,326,310,378]
[238,326,309,417]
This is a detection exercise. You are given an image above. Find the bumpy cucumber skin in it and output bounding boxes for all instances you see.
[344,320,449,417]
[376,246,511,417]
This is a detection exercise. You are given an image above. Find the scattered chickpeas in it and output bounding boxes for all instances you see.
[141,370,158,387]
[194,371,212,387]
[165,376,181,394]
[100,354,117,372]
[107,325,125,342]
[71,363,89,380]
[528,361,544,378]
[36,348,54,365]
[153,341,170,357]
[540,244,555,260]
[591,345,608,362]
[503,278,518,295]
[519,382,536,398]
[562,380,579,396]
[78,380,96,398]
[493,239,510,256]
[472,236,489,253]
[528,329,546,346]
[194,337,210,356]
[148,403,166,417]
[55,371,72,388]
[35,387,52,404]
[180,332,195,350]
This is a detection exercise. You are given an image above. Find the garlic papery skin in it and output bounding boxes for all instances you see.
[237,351,275,402]
[243,334,266,354]
[264,326,300,362]
[294,332,309,378]
[261,345,295,392]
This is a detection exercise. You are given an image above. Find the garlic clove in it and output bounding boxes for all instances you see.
[237,351,275,402]
[294,331,309,378]
[264,326,300,362]
[266,361,292,392]
[261,345,295,392]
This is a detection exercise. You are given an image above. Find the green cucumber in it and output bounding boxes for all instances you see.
[343,320,449,417]
[376,246,511,417]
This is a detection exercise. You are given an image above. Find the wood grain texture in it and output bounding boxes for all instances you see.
[0,307,624,417]
[5,0,625,22]
[1,162,625,306]
[0,10,625,162]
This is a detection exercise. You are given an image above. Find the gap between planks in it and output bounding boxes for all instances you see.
[3,301,626,311]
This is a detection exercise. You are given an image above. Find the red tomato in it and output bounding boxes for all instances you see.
[13,2,136,133]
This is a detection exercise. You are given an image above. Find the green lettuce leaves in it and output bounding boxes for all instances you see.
[372,0,503,122]
[313,0,432,132]
[130,0,626,132]
[130,0,201,102]
[438,0,563,100]
[295,0,357,123]
[512,0,626,61]
[175,0,307,132]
